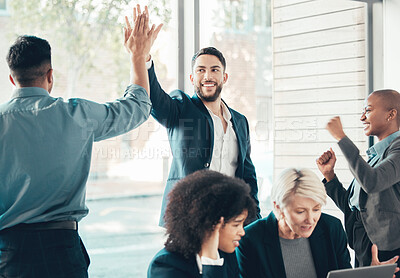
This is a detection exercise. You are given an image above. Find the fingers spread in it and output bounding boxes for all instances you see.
[134,13,143,35]
[125,16,131,29]
[154,23,163,39]
[143,12,149,33]
[123,27,128,43]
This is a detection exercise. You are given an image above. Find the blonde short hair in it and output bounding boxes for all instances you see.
[271,168,327,216]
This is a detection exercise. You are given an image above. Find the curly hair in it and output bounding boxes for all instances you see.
[164,170,256,259]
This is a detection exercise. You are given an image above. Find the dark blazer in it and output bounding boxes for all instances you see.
[325,136,400,251]
[147,248,239,278]
[236,212,351,278]
[148,63,260,225]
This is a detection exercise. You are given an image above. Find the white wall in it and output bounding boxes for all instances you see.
[382,0,400,90]
[272,0,370,214]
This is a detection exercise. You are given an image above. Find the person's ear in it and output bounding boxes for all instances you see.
[189,74,194,85]
[388,109,397,122]
[274,202,284,219]
[47,69,53,83]
[46,69,54,93]
[9,74,16,86]
[223,72,228,84]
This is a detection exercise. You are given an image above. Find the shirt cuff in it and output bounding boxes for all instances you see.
[146,59,153,70]
[323,175,339,188]
[124,84,149,101]
[195,253,224,274]
[201,256,224,266]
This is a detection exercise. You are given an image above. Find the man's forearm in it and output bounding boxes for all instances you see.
[130,54,149,95]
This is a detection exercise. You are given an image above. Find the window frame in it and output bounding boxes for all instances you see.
[0,0,9,16]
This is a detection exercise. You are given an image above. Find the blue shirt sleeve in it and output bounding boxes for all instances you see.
[65,84,151,142]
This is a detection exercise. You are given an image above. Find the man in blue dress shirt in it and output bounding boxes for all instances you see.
[0,11,160,278]
[317,89,400,274]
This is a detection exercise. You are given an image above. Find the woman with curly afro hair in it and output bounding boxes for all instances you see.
[147,169,257,278]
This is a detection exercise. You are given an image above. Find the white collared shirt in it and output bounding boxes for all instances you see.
[195,253,224,274]
[205,102,239,177]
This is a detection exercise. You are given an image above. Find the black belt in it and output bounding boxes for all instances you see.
[3,221,78,231]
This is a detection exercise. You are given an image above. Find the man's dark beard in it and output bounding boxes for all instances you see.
[195,83,223,102]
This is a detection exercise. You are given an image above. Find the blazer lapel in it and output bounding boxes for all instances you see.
[309,224,329,277]
[359,154,382,206]
[191,94,214,156]
[263,213,287,278]
[189,255,202,278]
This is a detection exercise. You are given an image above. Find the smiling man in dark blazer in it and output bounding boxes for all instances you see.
[146,46,261,225]
[136,6,260,225]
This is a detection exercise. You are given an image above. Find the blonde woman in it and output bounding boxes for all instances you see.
[237,168,351,278]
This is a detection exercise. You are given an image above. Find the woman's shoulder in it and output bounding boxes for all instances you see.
[150,248,194,269]
[148,248,197,277]
[319,213,342,225]
[244,212,276,237]
[151,248,189,264]
[387,135,400,151]
[244,217,267,233]
[317,213,345,234]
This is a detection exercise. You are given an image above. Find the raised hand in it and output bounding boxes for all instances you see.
[124,8,150,58]
[200,217,223,260]
[316,148,336,181]
[123,5,162,94]
[126,4,163,61]
[143,6,163,61]
[326,116,346,141]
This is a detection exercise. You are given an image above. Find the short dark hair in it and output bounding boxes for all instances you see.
[191,47,226,72]
[6,35,52,86]
[164,170,256,259]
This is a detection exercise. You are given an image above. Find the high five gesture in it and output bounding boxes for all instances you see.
[124,4,162,94]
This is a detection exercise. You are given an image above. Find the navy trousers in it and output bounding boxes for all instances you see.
[0,229,90,278]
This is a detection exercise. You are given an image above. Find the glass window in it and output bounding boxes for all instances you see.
[199,0,273,213]
[1,0,272,276]
[0,0,7,16]
[0,0,6,10]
